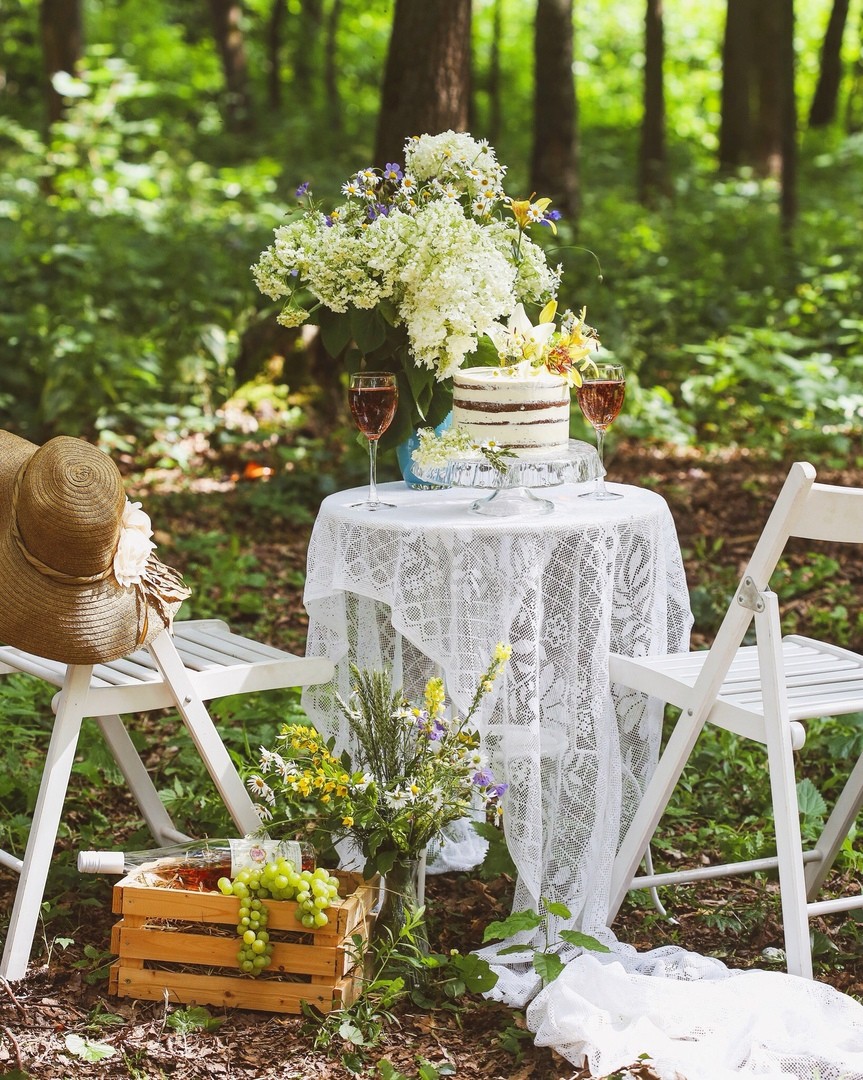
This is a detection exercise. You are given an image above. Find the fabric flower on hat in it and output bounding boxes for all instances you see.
[113,499,157,589]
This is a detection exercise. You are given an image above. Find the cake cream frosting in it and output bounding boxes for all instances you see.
[452,366,570,457]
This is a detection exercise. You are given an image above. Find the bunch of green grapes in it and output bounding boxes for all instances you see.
[217,858,341,976]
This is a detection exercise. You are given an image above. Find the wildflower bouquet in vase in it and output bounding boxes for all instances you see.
[247,646,511,944]
[251,130,561,448]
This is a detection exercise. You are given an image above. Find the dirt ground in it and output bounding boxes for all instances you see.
[1,442,861,1079]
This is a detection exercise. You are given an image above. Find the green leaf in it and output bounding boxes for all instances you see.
[166,1006,224,1034]
[559,929,612,953]
[544,900,572,919]
[350,307,388,354]
[497,943,536,956]
[532,950,565,984]
[797,778,826,819]
[448,952,499,993]
[483,909,543,942]
[472,820,517,878]
[339,1020,366,1045]
[63,1034,116,1062]
[318,307,353,357]
[377,1062,408,1080]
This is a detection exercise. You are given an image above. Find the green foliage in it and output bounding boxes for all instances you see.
[71,944,116,986]
[0,0,859,459]
[482,899,610,987]
[165,1006,225,1035]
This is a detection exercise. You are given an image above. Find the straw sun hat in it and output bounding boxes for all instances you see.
[0,430,191,665]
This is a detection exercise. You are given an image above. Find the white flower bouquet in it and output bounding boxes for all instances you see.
[251,131,562,445]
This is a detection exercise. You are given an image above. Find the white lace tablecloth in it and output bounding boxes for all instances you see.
[302,480,692,919]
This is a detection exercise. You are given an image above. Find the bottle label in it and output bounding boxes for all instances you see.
[228,839,303,877]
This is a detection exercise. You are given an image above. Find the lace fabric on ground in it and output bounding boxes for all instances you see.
[527,948,863,1080]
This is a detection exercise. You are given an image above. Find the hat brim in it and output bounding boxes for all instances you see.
[0,432,185,665]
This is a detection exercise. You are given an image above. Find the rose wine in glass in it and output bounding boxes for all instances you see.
[577,362,625,501]
[349,372,398,510]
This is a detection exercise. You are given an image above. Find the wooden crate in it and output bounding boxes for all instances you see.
[108,867,378,1014]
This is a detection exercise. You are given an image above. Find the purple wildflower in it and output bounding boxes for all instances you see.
[324,215,336,227]
[541,208,562,227]
[295,181,311,199]
[383,163,403,182]
[366,202,390,222]
[491,781,509,798]
[472,769,495,787]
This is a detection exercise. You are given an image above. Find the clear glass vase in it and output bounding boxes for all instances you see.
[373,858,429,959]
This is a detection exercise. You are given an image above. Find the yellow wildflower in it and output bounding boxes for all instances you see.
[424,677,446,718]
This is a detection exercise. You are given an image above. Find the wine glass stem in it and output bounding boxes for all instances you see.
[595,426,609,495]
[368,437,380,506]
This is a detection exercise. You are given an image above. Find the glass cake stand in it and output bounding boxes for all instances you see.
[411,439,604,517]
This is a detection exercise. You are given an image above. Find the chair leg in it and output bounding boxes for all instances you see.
[804,749,863,900]
[0,665,92,982]
[95,714,189,845]
[757,595,813,979]
[147,631,262,837]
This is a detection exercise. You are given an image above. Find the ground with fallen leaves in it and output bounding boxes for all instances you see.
[1,441,861,1079]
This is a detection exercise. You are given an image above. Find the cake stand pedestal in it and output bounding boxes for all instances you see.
[411,440,604,517]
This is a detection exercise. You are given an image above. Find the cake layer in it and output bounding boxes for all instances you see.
[452,367,570,455]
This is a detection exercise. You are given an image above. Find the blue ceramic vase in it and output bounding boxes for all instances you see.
[396,412,453,489]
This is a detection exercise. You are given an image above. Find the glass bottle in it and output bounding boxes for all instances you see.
[77,837,315,890]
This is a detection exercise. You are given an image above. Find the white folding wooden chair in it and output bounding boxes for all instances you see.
[0,618,334,981]
[607,461,863,978]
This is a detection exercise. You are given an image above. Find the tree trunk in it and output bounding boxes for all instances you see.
[778,0,797,231]
[846,3,863,132]
[752,0,783,177]
[266,0,286,110]
[292,0,323,100]
[530,0,579,220]
[324,0,344,134]
[208,0,253,132]
[39,0,83,126]
[374,0,472,169]
[809,0,850,127]
[719,0,754,170]
[638,0,667,204]
[487,0,503,146]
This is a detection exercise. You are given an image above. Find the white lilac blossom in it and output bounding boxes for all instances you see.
[250,131,562,386]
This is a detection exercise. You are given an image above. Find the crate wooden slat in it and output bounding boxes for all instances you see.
[108,866,378,1014]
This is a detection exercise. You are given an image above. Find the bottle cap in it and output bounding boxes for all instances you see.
[77,851,126,875]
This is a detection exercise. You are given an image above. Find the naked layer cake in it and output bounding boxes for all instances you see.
[452,367,570,457]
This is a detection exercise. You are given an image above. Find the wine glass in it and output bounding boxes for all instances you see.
[577,362,626,501]
[349,372,399,510]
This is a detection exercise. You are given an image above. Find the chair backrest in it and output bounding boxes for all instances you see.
[688,462,863,719]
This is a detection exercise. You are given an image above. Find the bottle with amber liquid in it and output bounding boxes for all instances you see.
[77,838,316,891]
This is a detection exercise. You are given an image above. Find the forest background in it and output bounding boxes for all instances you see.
[1,1,863,1077]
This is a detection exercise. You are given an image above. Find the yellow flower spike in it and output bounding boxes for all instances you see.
[424,677,446,717]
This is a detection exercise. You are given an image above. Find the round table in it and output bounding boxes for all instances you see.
[302,480,692,947]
